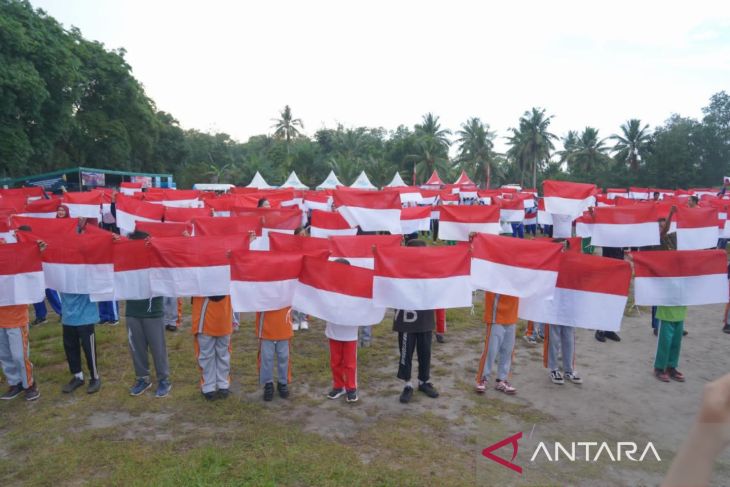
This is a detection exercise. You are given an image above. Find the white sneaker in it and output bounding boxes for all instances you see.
[550,370,564,385]
[522,335,537,345]
[564,371,583,384]
[300,320,309,330]
[292,322,300,331]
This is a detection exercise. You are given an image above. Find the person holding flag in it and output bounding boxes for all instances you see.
[476,291,519,395]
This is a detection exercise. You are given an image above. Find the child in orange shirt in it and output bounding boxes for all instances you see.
[192,295,233,400]
[0,304,39,401]
[475,292,519,395]
[255,307,293,401]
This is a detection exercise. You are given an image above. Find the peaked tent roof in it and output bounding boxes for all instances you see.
[280,171,309,189]
[316,170,344,190]
[423,170,444,186]
[349,171,377,190]
[386,172,408,187]
[246,171,274,189]
[454,170,476,186]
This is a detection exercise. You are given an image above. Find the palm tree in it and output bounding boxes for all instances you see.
[409,113,451,183]
[557,130,580,166]
[610,119,651,172]
[206,162,233,183]
[566,127,611,176]
[506,108,557,189]
[455,117,496,188]
[271,105,304,155]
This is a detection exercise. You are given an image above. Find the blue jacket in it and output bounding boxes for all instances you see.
[60,293,100,326]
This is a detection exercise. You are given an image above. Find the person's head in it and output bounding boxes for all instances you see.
[209,295,226,302]
[56,205,69,218]
[128,230,150,240]
[17,225,32,232]
[334,258,351,266]
[406,239,427,247]
[257,198,270,208]
[653,192,660,201]
[294,226,306,236]
[689,196,699,208]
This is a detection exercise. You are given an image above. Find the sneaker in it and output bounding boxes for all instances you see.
[724,323,730,334]
[165,324,177,332]
[87,378,102,394]
[475,378,487,393]
[668,368,685,382]
[359,340,371,348]
[418,382,439,398]
[202,391,217,401]
[654,369,670,382]
[62,377,85,394]
[536,332,545,343]
[32,317,47,326]
[1,383,23,400]
[550,370,565,385]
[129,378,152,396]
[604,331,621,342]
[300,320,309,331]
[594,330,606,342]
[495,380,517,395]
[292,322,300,331]
[232,322,240,333]
[155,380,172,398]
[682,330,688,336]
[399,385,414,404]
[435,333,445,344]
[523,335,537,345]
[564,371,583,384]
[24,383,40,401]
[277,382,289,399]
[327,388,346,399]
[107,320,119,327]
[217,388,231,399]
[346,389,359,403]
[263,382,274,401]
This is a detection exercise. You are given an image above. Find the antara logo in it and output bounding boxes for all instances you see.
[482,432,661,474]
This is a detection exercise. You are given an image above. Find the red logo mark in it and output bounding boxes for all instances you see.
[481,432,523,474]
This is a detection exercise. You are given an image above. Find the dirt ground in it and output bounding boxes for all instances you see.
[2,299,730,486]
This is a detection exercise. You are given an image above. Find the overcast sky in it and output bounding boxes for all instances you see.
[30,0,730,151]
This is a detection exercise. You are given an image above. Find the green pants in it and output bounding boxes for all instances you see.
[654,320,684,370]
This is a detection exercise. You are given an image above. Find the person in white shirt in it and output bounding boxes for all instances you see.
[325,259,359,403]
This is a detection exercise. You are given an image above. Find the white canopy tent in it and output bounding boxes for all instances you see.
[246,171,274,189]
[316,170,344,190]
[280,171,309,189]
[386,172,408,187]
[349,171,377,190]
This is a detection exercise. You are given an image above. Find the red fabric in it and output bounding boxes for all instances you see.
[329,339,357,390]
[631,249,727,278]
[471,233,563,271]
[423,170,444,186]
[436,308,446,334]
[543,180,596,199]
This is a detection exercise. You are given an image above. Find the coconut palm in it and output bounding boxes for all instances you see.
[557,130,580,166]
[506,108,557,189]
[271,105,304,154]
[206,162,233,183]
[455,117,496,188]
[566,127,611,176]
[610,119,651,172]
[409,113,451,183]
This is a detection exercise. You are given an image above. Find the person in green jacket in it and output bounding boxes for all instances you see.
[654,305,686,382]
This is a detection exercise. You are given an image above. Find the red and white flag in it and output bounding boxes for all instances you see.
[400,206,431,234]
[675,207,720,250]
[536,199,553,225]
[20,199,60,219]
[590,205,660,248]
[498,197,525,223]
[606,188,628,200]
[519,252,632,332]
[163,206,211,223]
[230,250,303,312]
[120,182,143,196]
[268,232,331,257]
[632,249,728,306]
[333,190,401,234]
[192,216,261,237]
[62,192,102,220]
[11,216,80,238]
[116,195,165,235]
[292,256,385,326]
[41,234,114,296]
[110,239,155,300]
[0,242,45,306]
[542,180,596,217]
[309,210,357,238]
[470,234,562,298]
[629,187,650,200]
[438,205,501,241]
[302,192,332,212]
[574,212,594,238]
[149,236,247,297]
[373,245,472,309]
[134,221,192,237]
[329,234,402,269]
[148,189,201,208]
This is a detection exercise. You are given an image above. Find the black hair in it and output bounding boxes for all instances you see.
[406,239,427,247]
[334,258,351,265]
[257,198,269,208]
[17,225,32,232]
[209,295,226,302]
[129,230,150,240]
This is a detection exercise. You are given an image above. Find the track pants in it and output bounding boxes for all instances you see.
[126,316,169,382]
[655,321,684,370]
[397,331,432,382]
[258,339,291,385]
[163,297,182,328]
[545,324,575,373]
[329,339,357,391]
[0,326,34,388]
[477,324,516,382]
[63,324,99,379]
[195,334,231,393]
[33,289,62,320]
[98,301,119,322]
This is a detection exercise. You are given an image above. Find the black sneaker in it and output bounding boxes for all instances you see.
[87,378,102,394]
[202,391,217,401]
[653,327,658,337]
[32,317,47,326]
[594,331,606,342]
[277,382,289,399]
[62,377,84,394]
[1,383,23,400]
[604,331,621,342]
[435,333,445,344]
[165,324,178,332]
[418,382,439,398]
[346,389,359,403]
[24,383,40,401]
[723,324,730,334]
[399,386,414,404]
[217,389,230,399]
[327,388,346,399]
[683,330,688,336]
[263,382,274,401]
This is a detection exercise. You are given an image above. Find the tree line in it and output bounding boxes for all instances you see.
[2,0,729,190]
